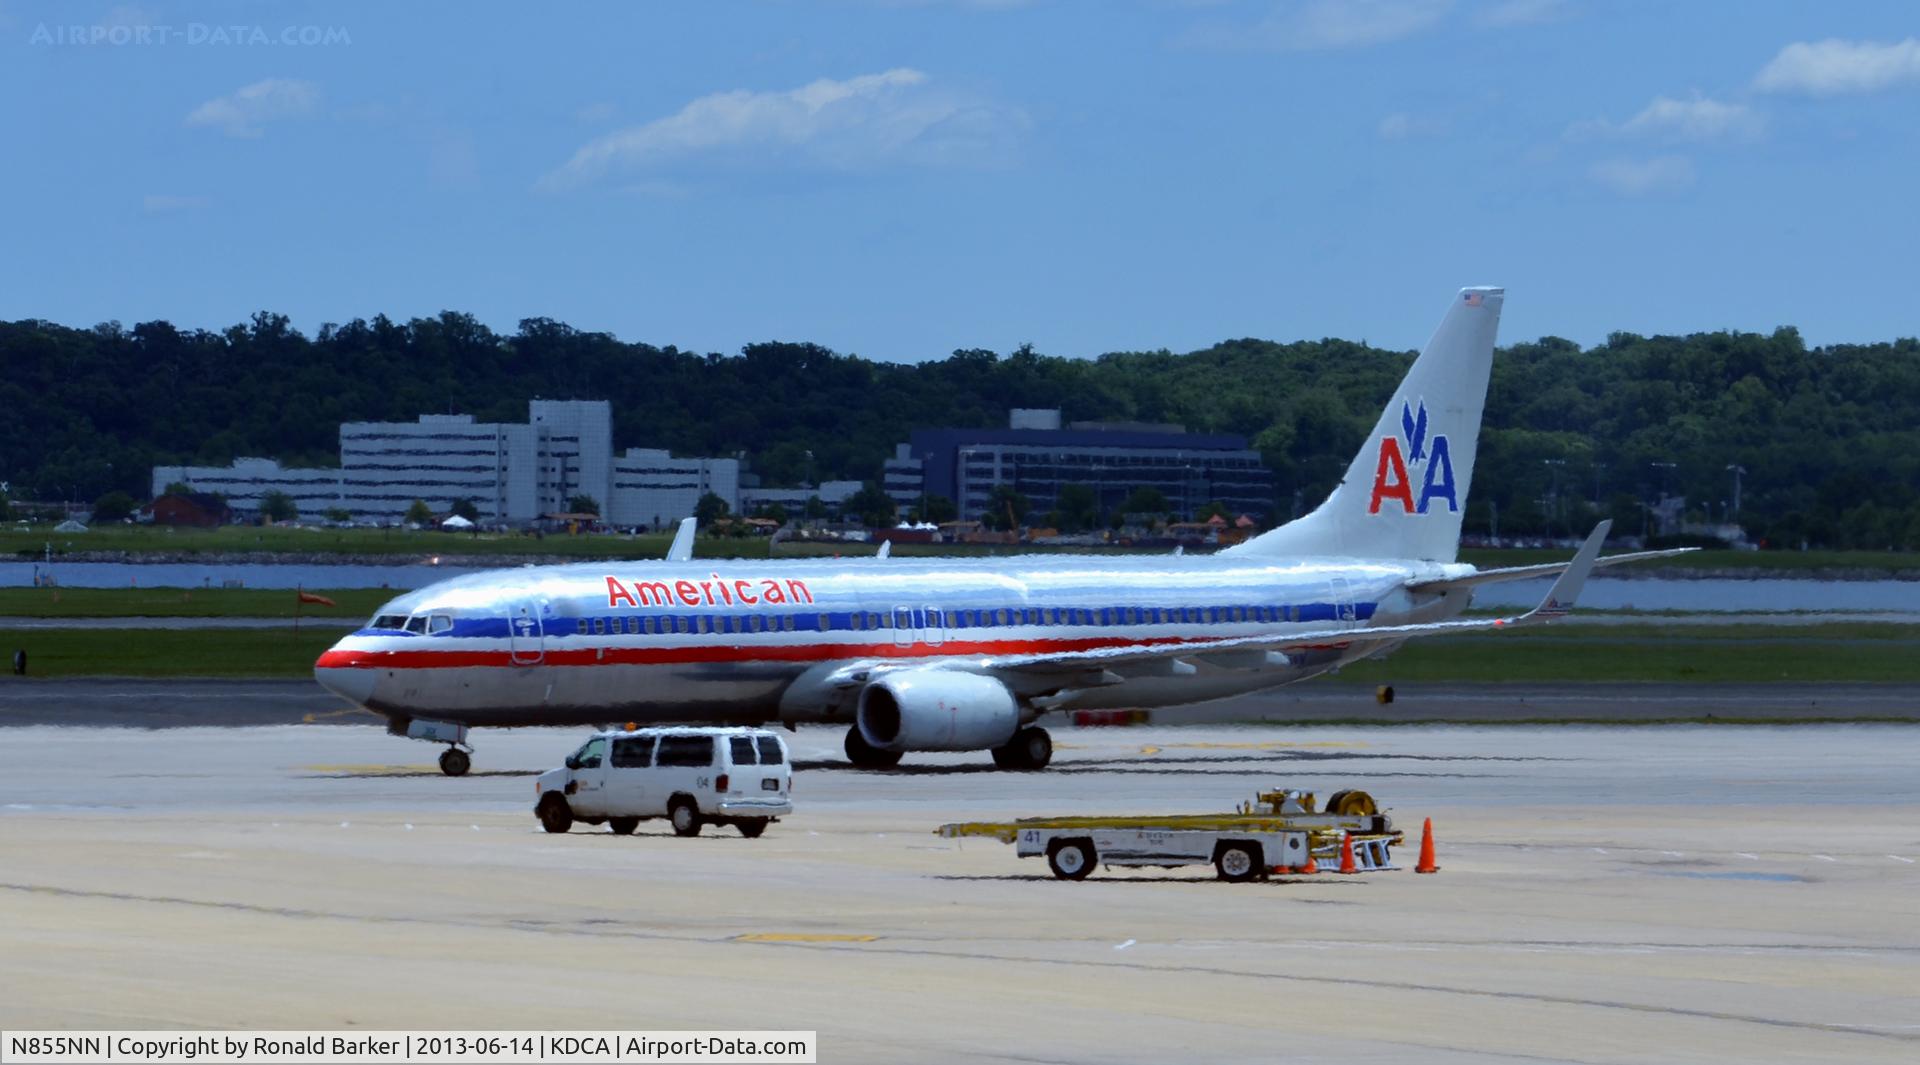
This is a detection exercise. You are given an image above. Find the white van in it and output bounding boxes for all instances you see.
[534,727,793,838]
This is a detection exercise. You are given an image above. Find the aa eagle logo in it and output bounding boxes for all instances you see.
[1368,399,1458,515]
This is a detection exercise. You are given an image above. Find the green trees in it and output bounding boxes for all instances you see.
[1054,484,1099,532]
[323,506,352,524]
[451,498,480,522]
[694,492,731,526]
[404,499,433,525]
[982,484,1030,530]
[567,494,599,516]
[260,491,298,523]
[0,311,1915,550]
[91,491,135,522]
[843,482,897,528]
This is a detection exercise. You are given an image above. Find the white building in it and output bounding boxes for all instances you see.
[153,400,738,527]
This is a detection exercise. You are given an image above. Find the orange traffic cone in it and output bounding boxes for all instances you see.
[1301,850,1318,875]
[1338,832,1359,874]
[1415,818,1439,874]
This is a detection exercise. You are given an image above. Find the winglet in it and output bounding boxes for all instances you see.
[665,517,697,562]
[1523,520,1609,622]
[876,539,892,559]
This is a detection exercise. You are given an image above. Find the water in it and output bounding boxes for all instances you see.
[3,561,1915,614]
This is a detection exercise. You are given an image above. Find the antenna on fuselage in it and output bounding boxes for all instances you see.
[665,517,696,562]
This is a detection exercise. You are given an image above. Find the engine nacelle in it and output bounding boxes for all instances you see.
[856,670,1020,752]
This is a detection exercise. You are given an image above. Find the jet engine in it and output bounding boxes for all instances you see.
[856,669,1020,752]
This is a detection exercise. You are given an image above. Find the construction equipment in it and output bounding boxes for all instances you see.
[936,788,1403,882]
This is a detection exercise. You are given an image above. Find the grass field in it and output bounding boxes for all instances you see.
[0,587,391,619]
[4,623,1916,682]
[7,523,1918,572]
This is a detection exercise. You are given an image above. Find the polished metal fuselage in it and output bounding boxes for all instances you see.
[313,552,1474,728]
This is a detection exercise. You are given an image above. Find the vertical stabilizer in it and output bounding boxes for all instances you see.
[1226,287,1504,562]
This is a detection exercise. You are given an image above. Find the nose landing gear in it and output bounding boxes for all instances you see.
[438,747,471,777]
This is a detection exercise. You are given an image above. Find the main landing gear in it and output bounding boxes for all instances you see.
[992,726,1053,771]
[844,727,903,770]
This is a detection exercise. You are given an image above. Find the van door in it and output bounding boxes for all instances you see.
[654,733,717,805]
[510,599,546,665]
[567,737,609,817]
[604,735,655,816]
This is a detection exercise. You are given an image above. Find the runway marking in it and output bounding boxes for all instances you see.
[1142,741,1367,754]
[302,763,439,775]
[300,707,381,724]
[1813,854,1837,862]
[735,933,878,943]
[1891,855,1915,864]
[1114,939,1136,951]
[1737,853,1760,860]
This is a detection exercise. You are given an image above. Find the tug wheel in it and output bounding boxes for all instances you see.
[1324,790,1377,817]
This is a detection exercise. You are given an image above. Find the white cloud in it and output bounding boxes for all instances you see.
[185,79,321,138]
[1567,93,1764,143]
[142,194,210,213]
[541,69,1023,190]
[1754,38,1920,96]
[1377,111,1447,139]
[1589,155,1694,195]
[1182,0,1452,52]
[1473,0,1571,29]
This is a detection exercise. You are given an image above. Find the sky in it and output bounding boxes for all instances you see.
[4,1,1919,361]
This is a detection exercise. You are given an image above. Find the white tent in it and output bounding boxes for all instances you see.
[440,514,475,529]
[55,519,88,532]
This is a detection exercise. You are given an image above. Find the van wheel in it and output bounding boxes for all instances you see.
[536,796,573,834]
[608,817,639,835]
[1215,842,1262,883]
[669,798,703,837]
[737,819,768,839]
[1048,838,1096,880]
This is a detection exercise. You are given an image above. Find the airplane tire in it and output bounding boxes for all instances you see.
[669,798,703,837]
[844,727,904,770]
[608,817,639,835]
[994,727,1053,771]
[536,796,573,834]
[438,748,471,777]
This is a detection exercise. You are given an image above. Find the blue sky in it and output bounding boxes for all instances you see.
[4,1,1918,360]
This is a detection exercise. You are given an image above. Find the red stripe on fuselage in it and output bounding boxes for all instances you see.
[313,634,1353,671]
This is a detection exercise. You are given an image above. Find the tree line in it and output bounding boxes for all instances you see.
[1,311,1916,549]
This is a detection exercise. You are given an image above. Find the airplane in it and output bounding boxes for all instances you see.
[315,287,1688,776]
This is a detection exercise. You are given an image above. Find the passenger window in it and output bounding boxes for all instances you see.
[756,736,785,764]
[644,617,658,635]
[729,736,757,765]
[697,616,711,634]
[404,615,428,634]
[593,618,605,635]
[781,615,794,631]
[428,615,452,634]
[611,737,653,768]
[996,609,1011,625]
[572,738,607,769]
[655,735,714,767]
[673,616,688,634]
[817,614,830,630]
[851,613,865,631]
[628,617,640,634]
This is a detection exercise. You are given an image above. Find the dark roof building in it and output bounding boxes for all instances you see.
[889,409,1275,523]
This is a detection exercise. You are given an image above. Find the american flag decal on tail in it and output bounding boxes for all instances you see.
[1537,596,1570,618]
[1462,292,1484,307]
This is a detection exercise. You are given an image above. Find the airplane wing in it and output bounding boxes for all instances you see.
[807,523,1612,697]
[1406,545,1694,594]
[665,517,697,562]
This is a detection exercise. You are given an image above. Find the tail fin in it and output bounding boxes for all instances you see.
[1226,286,1504,562]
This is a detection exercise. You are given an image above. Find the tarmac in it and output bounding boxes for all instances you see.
[4,677,1919,729]
[2,718,1917,1063]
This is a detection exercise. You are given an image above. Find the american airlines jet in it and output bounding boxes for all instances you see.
[315,288,1680,775]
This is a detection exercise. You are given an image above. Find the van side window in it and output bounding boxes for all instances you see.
[755,736,785,764]
[655,735,714,767]
[610,736,653,768]
[729,736,757,765]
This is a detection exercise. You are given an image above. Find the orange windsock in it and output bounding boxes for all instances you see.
[298,591,337,607]
[1415,818,1440,874]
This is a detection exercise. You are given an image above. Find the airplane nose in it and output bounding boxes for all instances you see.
[314,650,377,705]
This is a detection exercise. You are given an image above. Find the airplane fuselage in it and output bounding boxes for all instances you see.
[314,552,1473,729]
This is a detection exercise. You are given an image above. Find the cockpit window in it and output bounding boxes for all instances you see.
[427,614,453,634]
[371,614,407,630]
[404,615,428,634]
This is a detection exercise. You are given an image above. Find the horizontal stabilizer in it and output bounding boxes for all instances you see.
[1406,546,1697,594]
